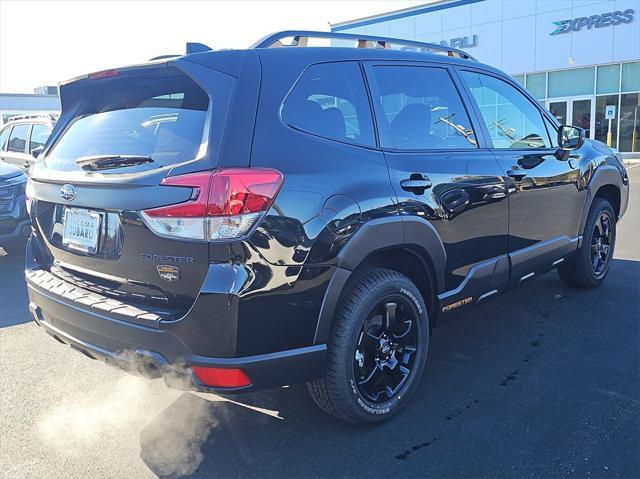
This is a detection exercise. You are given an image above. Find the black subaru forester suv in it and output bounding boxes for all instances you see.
[25,31,629,425]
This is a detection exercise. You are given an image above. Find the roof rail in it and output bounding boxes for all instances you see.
[148,54,181,61]
[6,113,57,123]
[251,30,476,61]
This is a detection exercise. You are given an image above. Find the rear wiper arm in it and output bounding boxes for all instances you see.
[76,155,154,171]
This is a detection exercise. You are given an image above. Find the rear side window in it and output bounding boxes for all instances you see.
[282,62,375,147]
[7,124,29,153]
[29,123,52,154]
[460,71,551,149]
[371,66,477,150]
[0,126,10,151]
[46,67,209,172]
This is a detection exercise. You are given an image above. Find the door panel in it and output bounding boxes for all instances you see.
[364,63,509,297]
[458,69,585,280]
[495,149,584,249]
[387,150,509,292]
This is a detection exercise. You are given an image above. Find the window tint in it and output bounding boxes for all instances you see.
[29,124,51,154]
[45,67,210,173]
[0,126,10,151]
[371,66,477,150]
[282,62,375,146]
[7,124,29,153]
[461,71,551,149]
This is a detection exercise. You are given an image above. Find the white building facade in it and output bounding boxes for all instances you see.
[332,0,640,153]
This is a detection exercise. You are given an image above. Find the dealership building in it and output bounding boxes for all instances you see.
[332,0,640,154]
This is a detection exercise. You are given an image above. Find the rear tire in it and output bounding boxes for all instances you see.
[307,268,429,425]
[558,198,616,289]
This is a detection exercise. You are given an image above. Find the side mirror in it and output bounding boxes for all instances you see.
[558,125,585,150]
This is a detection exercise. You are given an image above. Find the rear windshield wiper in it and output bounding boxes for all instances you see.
[76,155,154,171]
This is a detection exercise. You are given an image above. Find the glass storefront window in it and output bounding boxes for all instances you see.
[596,65,620,95]
[594,95,619,149]
[525,73,546,100]
[619,93,640,153]
[622,62,640,93]
[548,67,595,98]
[512,75,525,87]
[549,101,568,123]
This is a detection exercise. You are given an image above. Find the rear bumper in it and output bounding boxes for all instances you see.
[25,243,327,392]
[27,287,326,392]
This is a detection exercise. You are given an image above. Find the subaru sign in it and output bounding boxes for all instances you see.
[551,8,634,35]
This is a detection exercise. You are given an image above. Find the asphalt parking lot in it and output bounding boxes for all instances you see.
[1,165,638,479]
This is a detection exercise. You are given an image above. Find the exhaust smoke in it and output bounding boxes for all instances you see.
[35,352,219,477]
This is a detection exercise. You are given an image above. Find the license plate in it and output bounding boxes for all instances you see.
[62,208,101,254]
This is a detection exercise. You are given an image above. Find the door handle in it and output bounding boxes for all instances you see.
[506,168,527,181]
[400,174,432,194]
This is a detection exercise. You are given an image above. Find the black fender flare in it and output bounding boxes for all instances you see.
[313,216,446,344]
[579,164,625,233]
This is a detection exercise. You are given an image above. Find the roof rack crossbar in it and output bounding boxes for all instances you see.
[251,30,476,60]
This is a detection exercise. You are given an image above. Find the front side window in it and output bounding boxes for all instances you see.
[29,123,52,154]
[461,71,551,149]
[282,62,375,147]
[7,124,29,153]
[371,66,477,150]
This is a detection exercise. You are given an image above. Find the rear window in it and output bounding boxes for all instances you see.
[46,67,209,172]
[282,62,376,147]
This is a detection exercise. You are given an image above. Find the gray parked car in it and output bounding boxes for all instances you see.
[0,115,55,172]
[0,162,29,255]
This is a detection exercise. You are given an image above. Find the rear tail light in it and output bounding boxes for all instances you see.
[191,366,252,388]
[140,168,283,241]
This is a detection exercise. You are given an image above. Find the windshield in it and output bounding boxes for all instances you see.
[46,67,209,172]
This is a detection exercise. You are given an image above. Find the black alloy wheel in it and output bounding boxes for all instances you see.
[558,198,616,289]
[590,210,613,278]
[307,268,429,425]
[354,298,418,403]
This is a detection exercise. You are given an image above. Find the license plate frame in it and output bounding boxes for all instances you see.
[62,208,101,254]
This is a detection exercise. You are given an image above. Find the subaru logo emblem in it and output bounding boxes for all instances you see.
[60,184,77,201]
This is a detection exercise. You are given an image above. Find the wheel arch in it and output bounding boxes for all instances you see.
[580,165,624,233]
[313,217,446,344]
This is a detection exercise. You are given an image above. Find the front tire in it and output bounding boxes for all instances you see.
[307,268,429,425]
[558,198,616,289]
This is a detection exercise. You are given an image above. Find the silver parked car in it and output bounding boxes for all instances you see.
[0,115,56,172]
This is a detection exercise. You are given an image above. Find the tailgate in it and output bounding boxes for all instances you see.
[27,63,234,317]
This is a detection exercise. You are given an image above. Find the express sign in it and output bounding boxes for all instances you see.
[551,8,634,35]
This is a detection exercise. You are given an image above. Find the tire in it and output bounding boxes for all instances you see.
[558,198,616,289]
[307,268,429,426]
[1,240,26,256]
